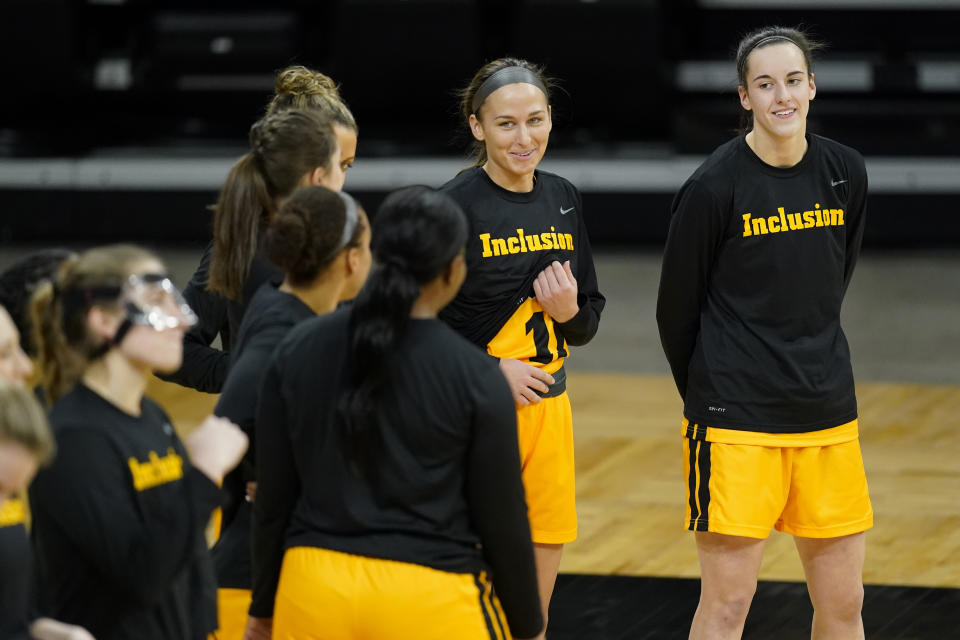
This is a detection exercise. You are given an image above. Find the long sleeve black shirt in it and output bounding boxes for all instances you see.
[211,283,314,590]
[161,240,282,393]
[656,134,867,432]
[250,310,543,638]
[29,384,223,639]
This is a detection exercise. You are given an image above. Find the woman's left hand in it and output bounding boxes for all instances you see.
[533,261,579,323]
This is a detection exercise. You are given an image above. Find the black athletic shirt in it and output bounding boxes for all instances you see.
[0,498,31,639]
[657,134,867,432]
[29,384,223,640]
[211,283,314,590]
[250,309,543,638]
[439,167,605,350]
[162,237,282,393]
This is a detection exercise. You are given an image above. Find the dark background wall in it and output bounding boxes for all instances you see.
[1,0,958,247]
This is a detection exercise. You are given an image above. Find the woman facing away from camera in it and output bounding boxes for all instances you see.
[167,66,358,394]
[657,26,871,639]
[210,186,371,640]
[439,57,605,632]
[28,245,247,640]
[165,106,345,394]
[245,187,543,640]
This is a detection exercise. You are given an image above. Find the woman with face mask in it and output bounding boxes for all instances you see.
[28,245,248,640]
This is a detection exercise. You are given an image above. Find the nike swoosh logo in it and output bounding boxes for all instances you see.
[560,206,575,215]
[831,179,848,187]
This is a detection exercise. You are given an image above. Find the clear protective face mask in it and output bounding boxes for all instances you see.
[121,273,197,331]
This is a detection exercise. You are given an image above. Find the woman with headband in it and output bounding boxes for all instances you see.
[166,106,346,394]
[28,245,248,639]
[246,187,543,640]
[209,187,371,640]
[657,26,870,638]
[439,58,605,633]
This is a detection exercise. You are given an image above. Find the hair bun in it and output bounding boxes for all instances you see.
[266,209,308,271]
[275,66,340,99]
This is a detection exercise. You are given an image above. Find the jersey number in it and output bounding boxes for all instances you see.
[525,311,567,364]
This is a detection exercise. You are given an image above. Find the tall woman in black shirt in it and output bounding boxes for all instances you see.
[167,107,345,393]
[247,187,543,640]
[440,58,605,629]
[210,186,371,640]
[28,245,248,640]
[656,27,870,639]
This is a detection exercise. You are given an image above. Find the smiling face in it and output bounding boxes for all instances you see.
[469,82,552,192]
[738,41,816,147]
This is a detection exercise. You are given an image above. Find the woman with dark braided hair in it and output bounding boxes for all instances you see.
[247,186,542,640]
[657,26,871,638]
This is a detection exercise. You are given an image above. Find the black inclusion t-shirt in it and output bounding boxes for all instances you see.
[29,384,222,640]
[657,134,868,432]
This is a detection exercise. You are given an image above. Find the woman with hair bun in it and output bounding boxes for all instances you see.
[246,186,542,640]
[209,186,371,640]
[28,244,248,640]
[267,65,359,176]
[167,107,345,393]
[657,26,871,638]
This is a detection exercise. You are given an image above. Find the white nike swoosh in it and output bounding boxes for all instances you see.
[560,206,575,215]
[831,179,848,187]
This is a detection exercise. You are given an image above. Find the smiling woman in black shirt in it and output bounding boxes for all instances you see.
[247,186,543,640]
[28,245,247,640]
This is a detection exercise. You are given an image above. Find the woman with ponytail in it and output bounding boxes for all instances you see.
[167,106,345,393]
[246,186,543,640]
[27,245,248,639]
[209,187,371,640]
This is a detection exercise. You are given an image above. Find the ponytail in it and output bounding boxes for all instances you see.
[337,186,468,474]
[31,279,84,405]
[208,153,272,300]
[208,109,340,301]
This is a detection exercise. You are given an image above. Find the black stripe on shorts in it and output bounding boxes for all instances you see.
[695,441,712,532]
[474,574,499,640]
[687,438,700,528]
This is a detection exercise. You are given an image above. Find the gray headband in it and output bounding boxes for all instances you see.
[738,35,800,80]
[471,66,548,113]
[332,191,360,256]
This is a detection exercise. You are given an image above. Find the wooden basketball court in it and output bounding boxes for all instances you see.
[147,370,960,590]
